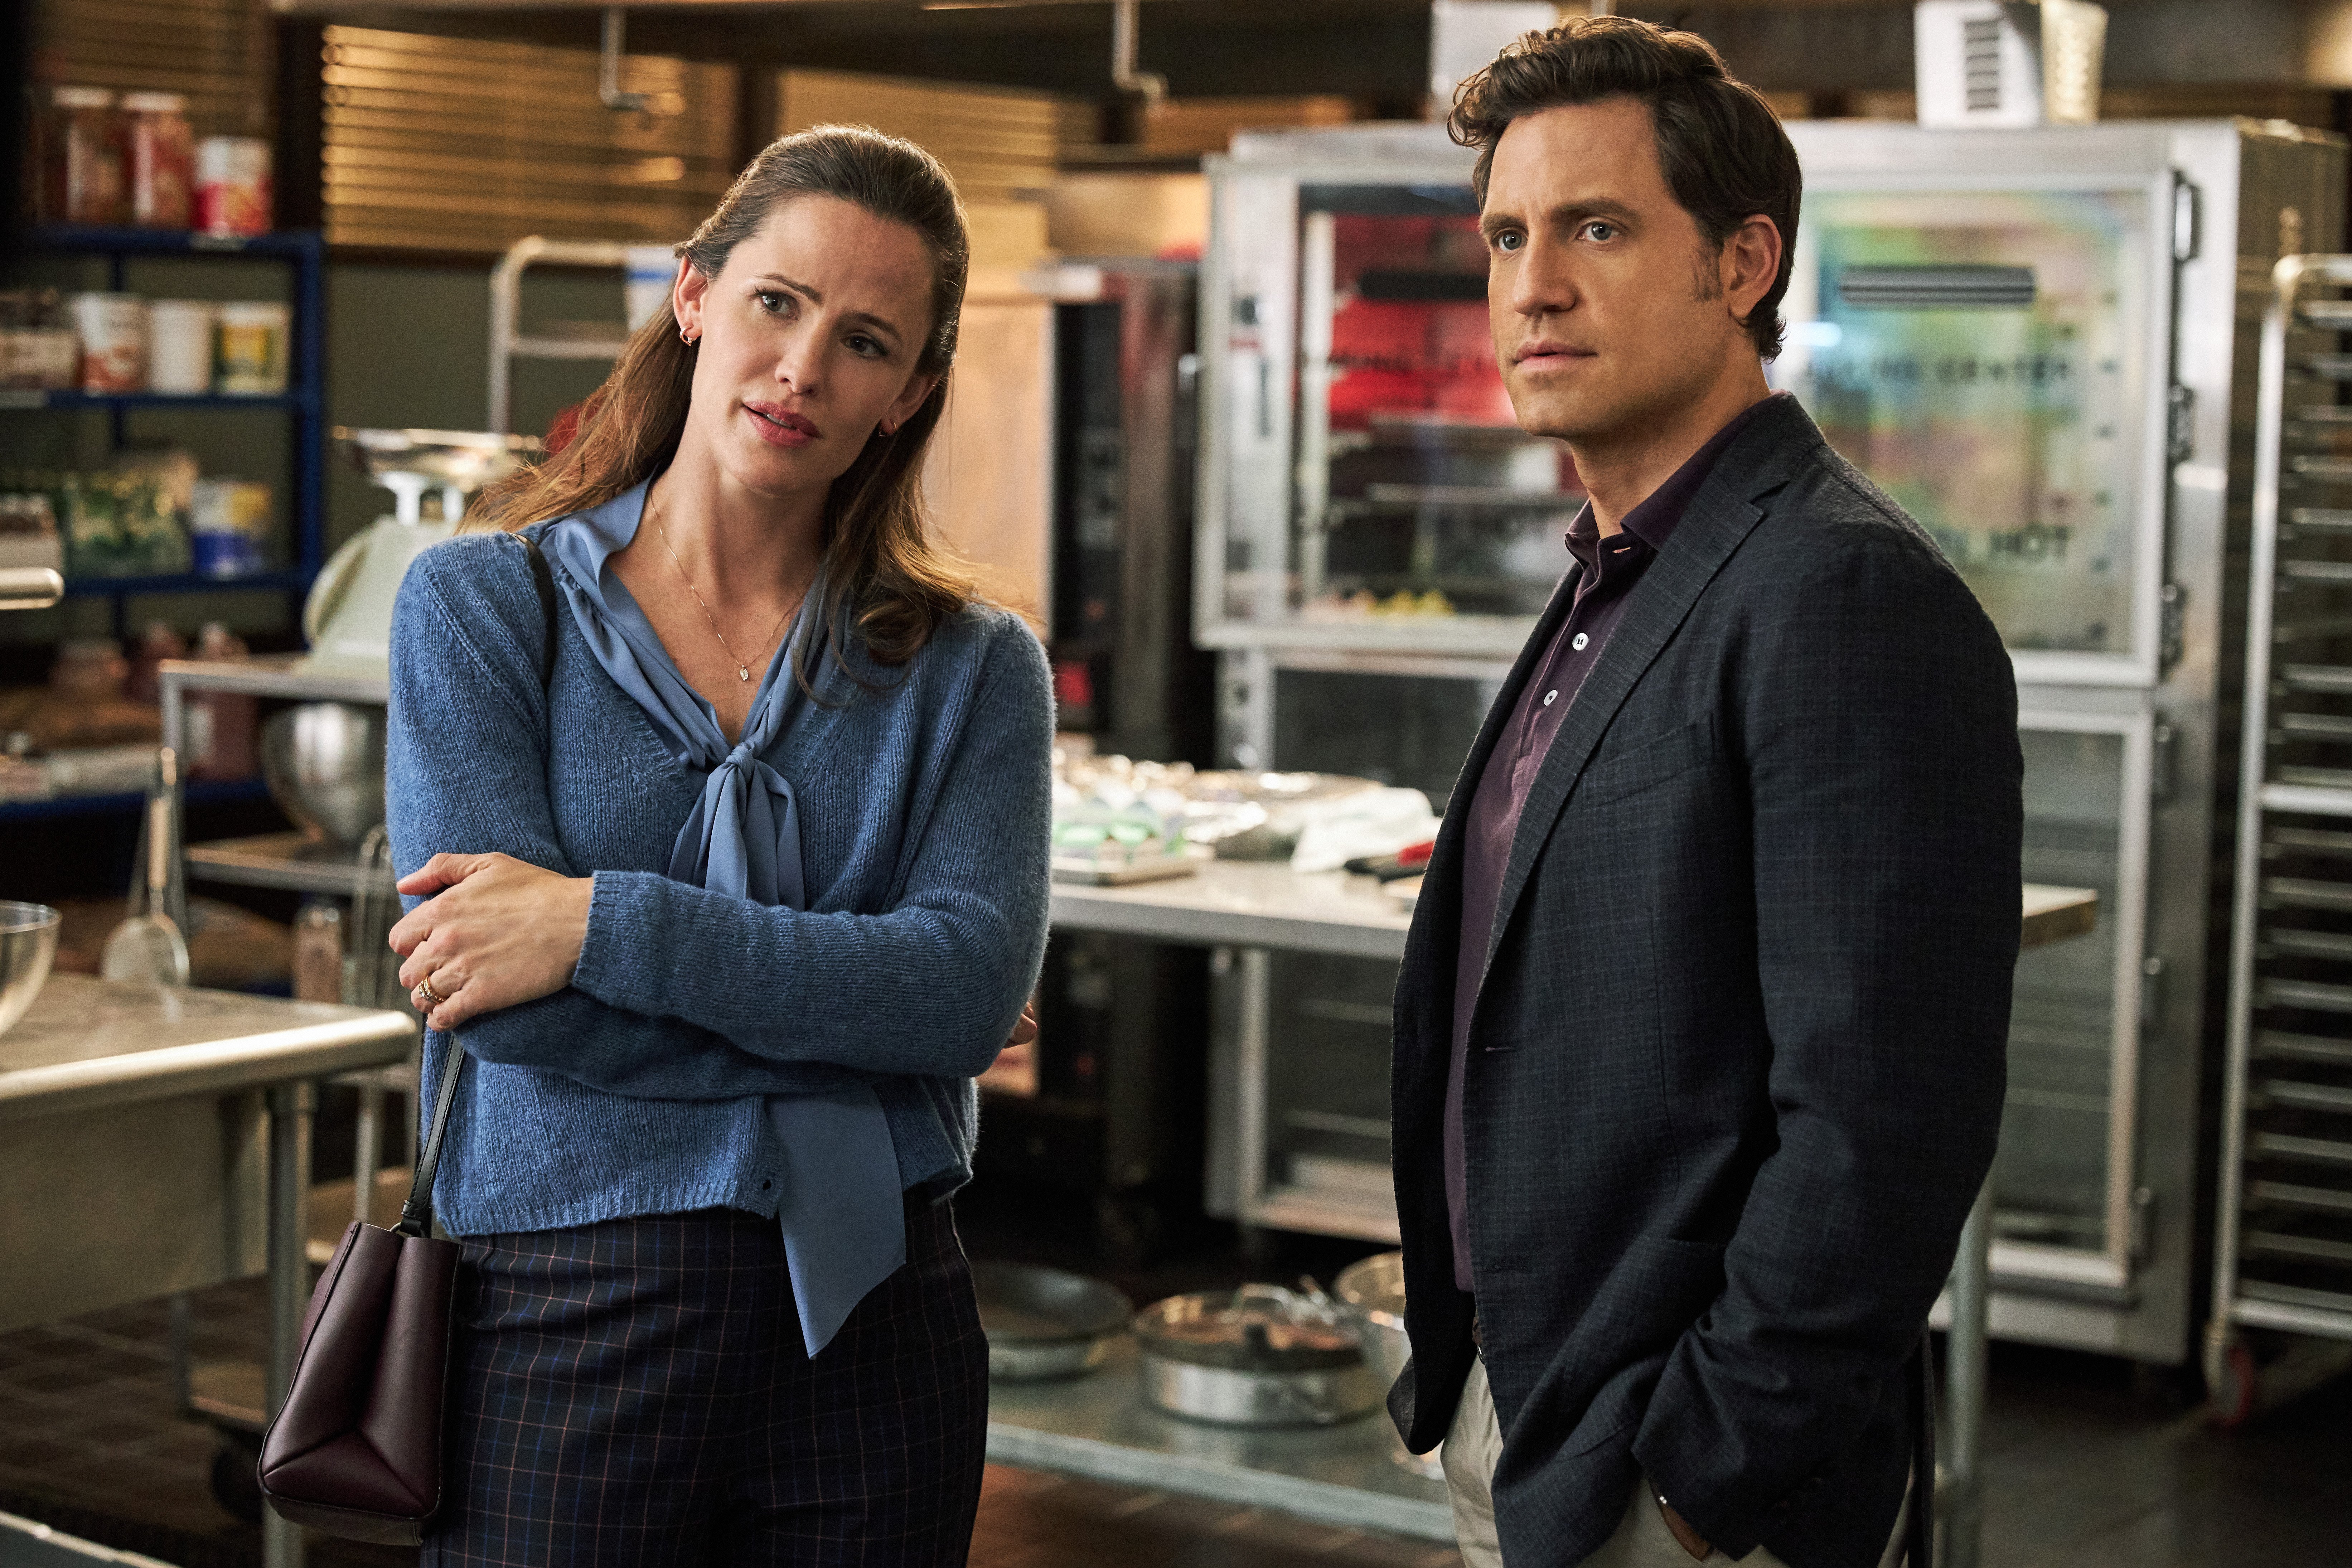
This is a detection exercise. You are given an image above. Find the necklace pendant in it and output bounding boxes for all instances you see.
[737,665,750,682]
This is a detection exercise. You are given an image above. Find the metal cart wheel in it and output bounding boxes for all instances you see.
[2207,1331,2259,1430]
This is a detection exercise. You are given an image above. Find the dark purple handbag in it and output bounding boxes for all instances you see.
[256,1032,464,1543]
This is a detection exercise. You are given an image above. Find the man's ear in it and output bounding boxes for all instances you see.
[1723,214,1782,326]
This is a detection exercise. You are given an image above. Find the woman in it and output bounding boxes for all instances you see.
[381,125,1051,1564]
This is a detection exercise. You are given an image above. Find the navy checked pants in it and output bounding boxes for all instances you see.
[421,1196,988,1566]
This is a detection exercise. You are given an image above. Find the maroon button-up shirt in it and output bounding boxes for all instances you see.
[1443,396,1780,1293]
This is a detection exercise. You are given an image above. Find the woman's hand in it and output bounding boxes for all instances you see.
[389,853,593,1032]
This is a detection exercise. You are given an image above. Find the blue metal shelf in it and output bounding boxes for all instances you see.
[60,570,313,598]
[0,776,272,826]
[30,226,325,260]
[0,390,311,412]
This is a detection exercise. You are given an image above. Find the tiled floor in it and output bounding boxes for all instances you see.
[0,1278,1459,1568]
[3,1275,2348,1567]
[1972,1342,2352,1567]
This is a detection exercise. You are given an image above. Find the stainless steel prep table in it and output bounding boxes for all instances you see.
[1029,861,2096,1545]
[0,974,417,1568]
[1052,860,2096,961]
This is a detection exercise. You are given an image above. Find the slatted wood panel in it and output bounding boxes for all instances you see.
[775,70,1069,207]
[31,0,272,138]
[321,25,737,253]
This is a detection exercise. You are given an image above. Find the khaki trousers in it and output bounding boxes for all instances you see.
[1442,1355,1910,1568]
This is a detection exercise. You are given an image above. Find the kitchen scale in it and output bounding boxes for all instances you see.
[302,427,541,668]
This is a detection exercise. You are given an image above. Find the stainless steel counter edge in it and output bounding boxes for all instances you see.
[982,1422,1456,1543]
[0,1013,419,1122]
[1048,886,1412,960]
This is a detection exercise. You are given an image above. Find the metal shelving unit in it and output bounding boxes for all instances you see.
[0,776,269,828]
[488,235,634,435]
[2211,252,2352,1416]
[184,830,396,896]
[13,226,329,614]
[0,229,330,832]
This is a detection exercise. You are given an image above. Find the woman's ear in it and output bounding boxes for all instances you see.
[882,372,940,435]
[671,256,707,342]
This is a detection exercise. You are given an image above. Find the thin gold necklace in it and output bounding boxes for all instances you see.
[652,516,800,683]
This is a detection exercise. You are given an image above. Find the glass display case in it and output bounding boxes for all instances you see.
[1998,710,2154,1287]
[1196,119,2347,1366]
[1777,183,2172,684]
[1201,129,1561,656]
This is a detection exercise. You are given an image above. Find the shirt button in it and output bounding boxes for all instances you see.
[1572,632,1589,651]
[1543,690,1559,706]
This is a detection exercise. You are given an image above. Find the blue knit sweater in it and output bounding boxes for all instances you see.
[385,527,1054,1238]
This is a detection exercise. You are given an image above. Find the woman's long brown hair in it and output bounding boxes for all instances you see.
[470,124,975,677]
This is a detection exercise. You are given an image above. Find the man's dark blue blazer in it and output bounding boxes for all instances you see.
[1387,394,2022,1568]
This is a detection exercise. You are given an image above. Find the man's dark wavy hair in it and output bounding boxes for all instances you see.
[1448,17,1800,360]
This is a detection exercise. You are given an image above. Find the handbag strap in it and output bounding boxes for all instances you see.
[396,1030,466,1237]
[515,528,559,685]
[393,529,562,1242]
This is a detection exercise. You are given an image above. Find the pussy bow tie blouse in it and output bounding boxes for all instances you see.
[537,482,903,1357]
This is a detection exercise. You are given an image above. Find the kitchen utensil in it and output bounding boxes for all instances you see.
[972,1260,1132,1381]
[0,568,63,610]
[261,703,385,847]
[0,902,62,1036]
[1133,1284,1381,1427]
[100,749,189,986]
[1342,841,1433,881]
[302,428,540,668]
[1332,1249,1440,1479]
[1050,854,1197,886]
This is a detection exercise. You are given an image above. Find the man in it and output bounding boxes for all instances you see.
[1387,20,2021,1568]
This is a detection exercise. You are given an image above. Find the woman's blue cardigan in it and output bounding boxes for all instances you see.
[384,529,1054,1238]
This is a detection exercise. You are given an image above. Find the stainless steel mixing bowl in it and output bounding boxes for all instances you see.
[1334,1250,1409,1387]
[1334,1249,1445,1477]
[0,902,61,1037]
[262,702,387,846]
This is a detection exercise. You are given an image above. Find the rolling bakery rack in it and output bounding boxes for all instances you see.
[2210,251,2352,1419]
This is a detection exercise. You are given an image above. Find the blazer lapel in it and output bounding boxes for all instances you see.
[1477,401,1826,984]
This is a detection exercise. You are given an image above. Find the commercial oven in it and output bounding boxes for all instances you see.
[969,260,1217,1260]
[1195,117,2345,1366]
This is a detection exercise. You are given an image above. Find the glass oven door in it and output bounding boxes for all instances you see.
[1777,179,2176,687]
[1202,171,1570,657]
[1998,697,2155,1290]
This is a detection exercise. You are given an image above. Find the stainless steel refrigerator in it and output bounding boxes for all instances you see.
[1195,117,2345,1367]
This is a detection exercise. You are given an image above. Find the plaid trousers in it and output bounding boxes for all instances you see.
[421,1196,988,1567]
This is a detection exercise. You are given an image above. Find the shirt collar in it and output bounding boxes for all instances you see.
[1562,391,1792,566]
[558,476,652,586]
